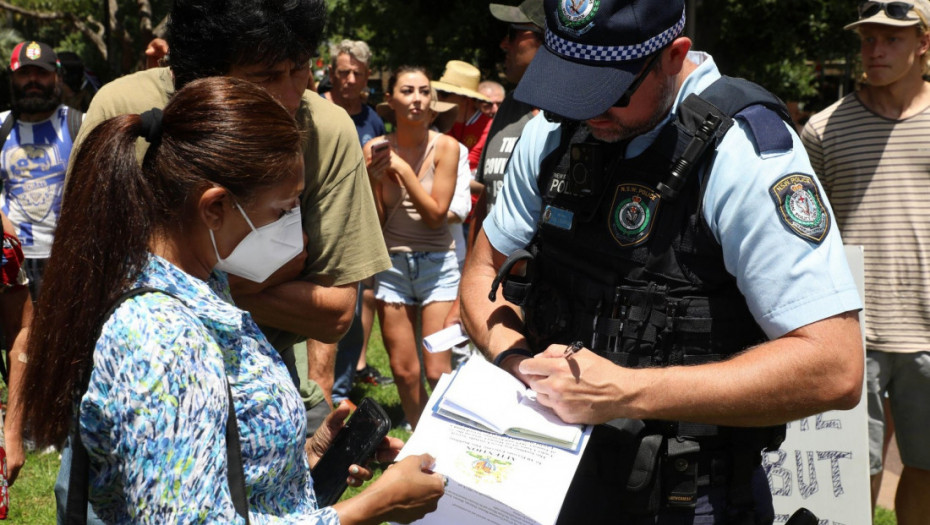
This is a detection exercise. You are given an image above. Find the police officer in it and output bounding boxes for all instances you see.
[459,0,864,522]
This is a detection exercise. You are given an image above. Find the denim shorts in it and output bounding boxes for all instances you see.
[375,251,460,306]
[866,350,930,472]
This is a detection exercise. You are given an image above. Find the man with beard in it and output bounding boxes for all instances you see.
[1,41,82,301]
[460,0,864,522]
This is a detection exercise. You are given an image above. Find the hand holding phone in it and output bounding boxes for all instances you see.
[371,139,390,160]
[310,398,392,507]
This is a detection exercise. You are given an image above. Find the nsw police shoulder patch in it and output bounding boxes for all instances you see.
[769,174,830,244]
[608,183,660,247]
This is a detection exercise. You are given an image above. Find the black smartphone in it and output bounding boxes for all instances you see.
[311,397,392,507]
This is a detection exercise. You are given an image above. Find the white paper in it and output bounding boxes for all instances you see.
[394,374,591,525]
[422,324,469,353]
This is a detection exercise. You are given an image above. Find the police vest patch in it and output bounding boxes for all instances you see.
[608,183,660,247]
[769,174,829,244]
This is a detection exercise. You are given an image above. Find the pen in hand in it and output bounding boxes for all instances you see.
[562,341,584,359]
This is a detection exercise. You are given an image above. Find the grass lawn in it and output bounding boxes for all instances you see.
[5,320,896,524]
[5,448,58,523]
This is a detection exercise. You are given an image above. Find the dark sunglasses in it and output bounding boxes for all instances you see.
[613,52,661,108]
[858,1,915,20]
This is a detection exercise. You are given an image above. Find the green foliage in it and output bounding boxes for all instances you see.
[0,0,871,111]
[324,0,506,82]
[696,0,860,107]
[875,506,898,525]
[0,0,171,82]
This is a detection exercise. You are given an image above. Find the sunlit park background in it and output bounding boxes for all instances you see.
[0,0,912,523]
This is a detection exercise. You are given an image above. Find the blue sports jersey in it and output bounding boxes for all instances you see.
[0,105,77,258]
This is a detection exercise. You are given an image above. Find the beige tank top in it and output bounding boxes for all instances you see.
[381,132,455,253]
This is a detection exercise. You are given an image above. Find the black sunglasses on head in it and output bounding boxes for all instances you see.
[858,1,915,20]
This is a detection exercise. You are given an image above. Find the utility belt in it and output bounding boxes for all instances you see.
[587,418,784,518]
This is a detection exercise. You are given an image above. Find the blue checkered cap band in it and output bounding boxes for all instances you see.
[546,8,686,63]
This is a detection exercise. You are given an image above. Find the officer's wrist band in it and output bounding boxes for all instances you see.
[492,348,534,368]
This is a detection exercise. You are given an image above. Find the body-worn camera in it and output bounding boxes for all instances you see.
[547,142,606,199]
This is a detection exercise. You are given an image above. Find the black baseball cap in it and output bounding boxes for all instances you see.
[9,41,60,72]
[515,0,686,121]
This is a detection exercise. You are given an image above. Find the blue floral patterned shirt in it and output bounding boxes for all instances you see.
[79,254,341,524]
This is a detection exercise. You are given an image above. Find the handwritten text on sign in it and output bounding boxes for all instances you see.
[766,411,870,525]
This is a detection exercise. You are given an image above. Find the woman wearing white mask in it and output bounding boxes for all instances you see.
[19,77,443,524]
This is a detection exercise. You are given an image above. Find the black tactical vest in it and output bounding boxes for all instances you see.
[502,77,794,372]
[493,76,797,517]
[493,80,794,513]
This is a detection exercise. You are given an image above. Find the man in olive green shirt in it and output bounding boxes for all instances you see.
[69,0,389,432]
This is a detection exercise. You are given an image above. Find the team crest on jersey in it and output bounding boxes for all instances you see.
[608,183,660,247]
[6,144,65,223]
[558,0,599,36]
[770,174,829,244]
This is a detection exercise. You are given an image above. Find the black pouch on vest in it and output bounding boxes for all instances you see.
[557,419,664,522]
[602,418,664,514]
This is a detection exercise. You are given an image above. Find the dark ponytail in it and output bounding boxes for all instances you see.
[21,76,303,446]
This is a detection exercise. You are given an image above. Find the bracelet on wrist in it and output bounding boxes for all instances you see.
[491,348,534,368]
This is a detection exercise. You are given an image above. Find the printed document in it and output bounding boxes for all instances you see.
[395,373,592,525]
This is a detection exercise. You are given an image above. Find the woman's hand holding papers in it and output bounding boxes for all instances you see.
[334,454,445,525]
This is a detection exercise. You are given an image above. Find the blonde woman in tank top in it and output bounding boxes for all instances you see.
[364,66,461,429]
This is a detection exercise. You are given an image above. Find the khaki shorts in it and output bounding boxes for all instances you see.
[866,350,930,473]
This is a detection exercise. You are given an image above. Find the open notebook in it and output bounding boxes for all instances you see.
[435,356,585,451]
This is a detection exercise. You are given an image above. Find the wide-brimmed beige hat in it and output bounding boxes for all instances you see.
[430,60,491,103]
[376,91,459,133]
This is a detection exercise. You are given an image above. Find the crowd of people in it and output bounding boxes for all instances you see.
[0,0,928,523]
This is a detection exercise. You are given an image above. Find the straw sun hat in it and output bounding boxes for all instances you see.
[430,60,491,103]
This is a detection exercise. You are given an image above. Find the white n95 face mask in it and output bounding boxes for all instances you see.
[209,202,304,283]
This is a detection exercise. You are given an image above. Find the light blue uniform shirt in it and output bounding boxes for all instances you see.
[485,52,861,339]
